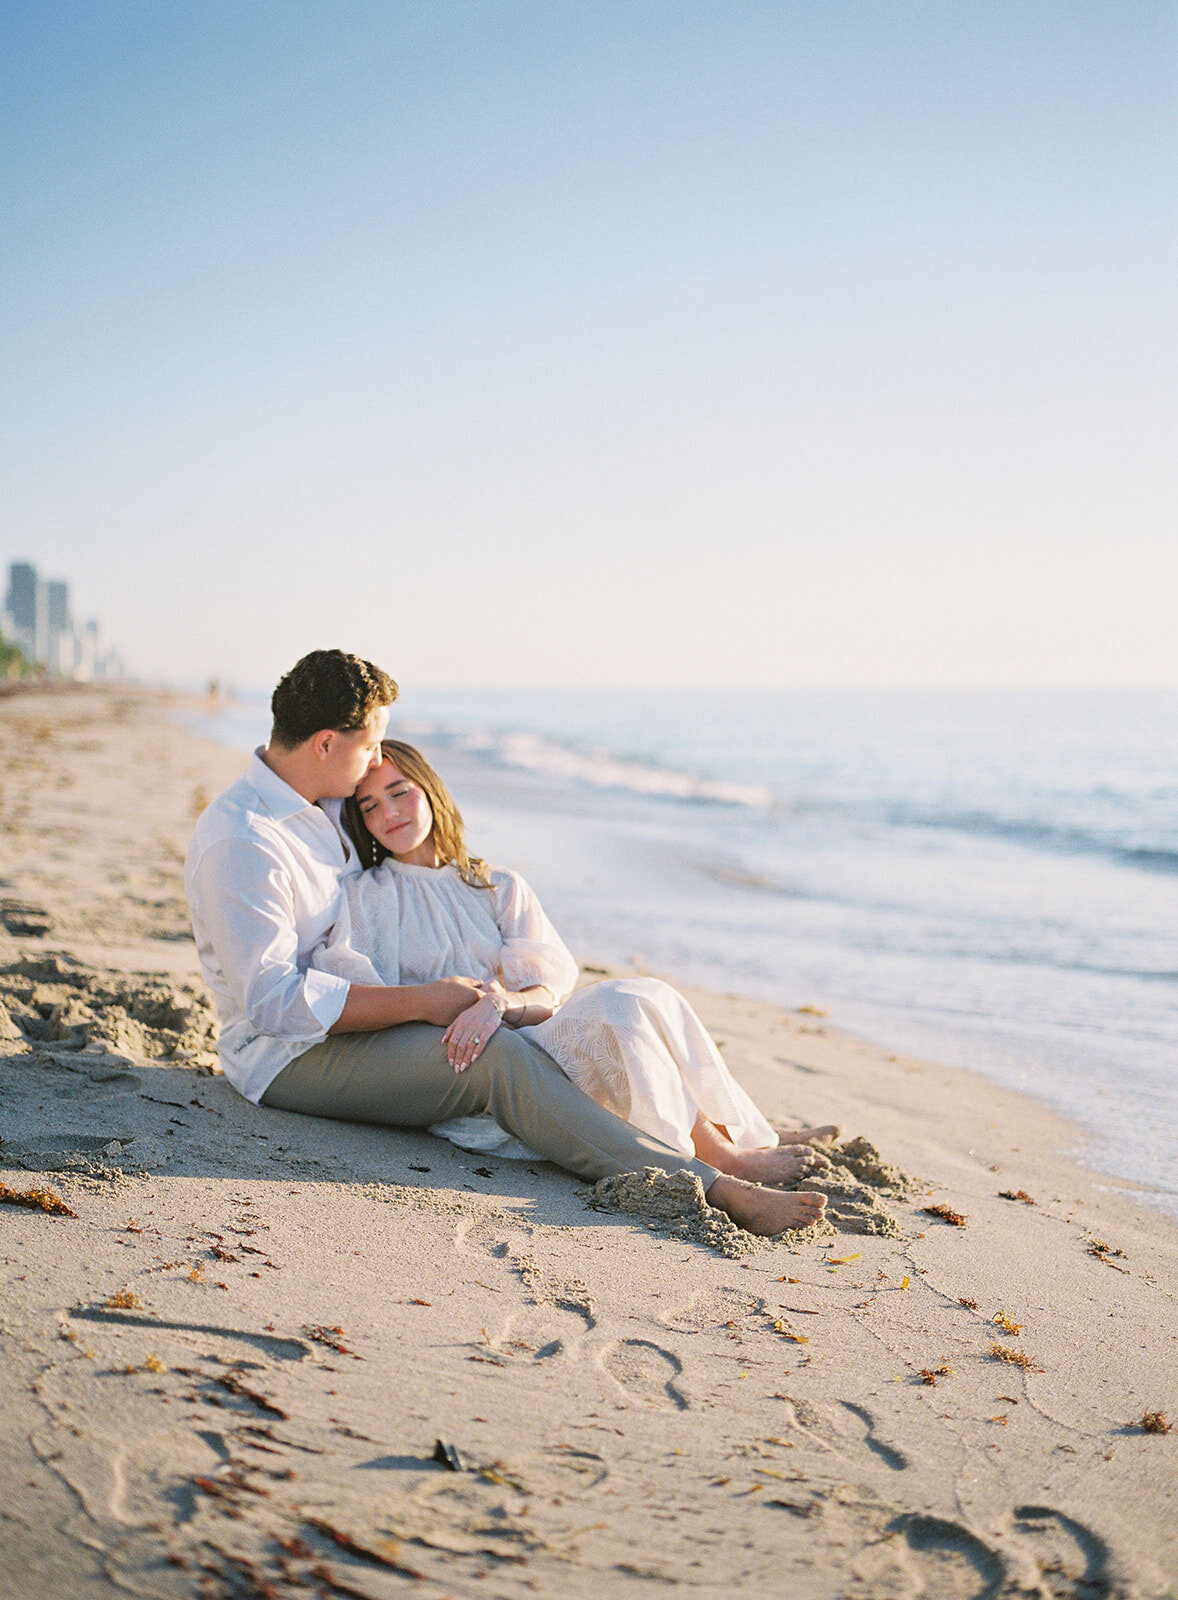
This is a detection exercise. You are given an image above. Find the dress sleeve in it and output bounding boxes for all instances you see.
[491,871,580,1006]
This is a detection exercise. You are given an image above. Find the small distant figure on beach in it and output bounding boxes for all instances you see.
[206,676,234,711]
[184,649,828,1237]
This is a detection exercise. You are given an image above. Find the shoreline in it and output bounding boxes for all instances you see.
[2,684,1176,1597]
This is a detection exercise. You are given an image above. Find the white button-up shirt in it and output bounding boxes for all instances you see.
[184,751,353,1102]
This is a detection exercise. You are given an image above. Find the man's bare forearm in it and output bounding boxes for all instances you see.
[329,979,481,1033]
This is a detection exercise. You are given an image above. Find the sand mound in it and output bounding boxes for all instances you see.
[591,1136,917,1253]
[799,1136,918,1237]
[590,1167,834,1257]
[833,1133,916,1195]
[0,952,219,1069]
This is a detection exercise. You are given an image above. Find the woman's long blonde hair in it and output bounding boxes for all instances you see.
[343,739,493,888]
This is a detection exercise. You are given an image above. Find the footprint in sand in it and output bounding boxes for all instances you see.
[481,1309,579,1364]
[487,1237,597,1327]
[888,1512,1007,1599]
[852,1505,1128,1600]
[532,1444,610,1493]
[466,1232,597,1364]
[841,1401,909,1471]
[67,1307,311,1361]
[601,1338,689,1410]
[661,1282,764,1335]
[776,1395,910,1471]
[1011,1505,1119,1599]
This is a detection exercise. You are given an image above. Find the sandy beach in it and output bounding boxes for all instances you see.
[1,684,1176,1599]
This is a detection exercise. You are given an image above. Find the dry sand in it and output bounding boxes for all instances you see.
[1,684,1176,1600]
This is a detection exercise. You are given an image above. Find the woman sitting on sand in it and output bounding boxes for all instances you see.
[313,740,835,1187]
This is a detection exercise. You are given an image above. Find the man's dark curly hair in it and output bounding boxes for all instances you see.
[270,650,398,749]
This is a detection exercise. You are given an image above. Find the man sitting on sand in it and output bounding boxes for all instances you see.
[183,649,827,1237]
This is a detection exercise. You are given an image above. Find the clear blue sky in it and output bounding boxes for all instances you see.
[2,1,1175,689]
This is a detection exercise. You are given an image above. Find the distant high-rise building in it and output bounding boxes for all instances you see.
[46,579,74,674]
[76,617,100,681]
[4,561,46,662]
[2,560,122,680]
[46,579,69,631]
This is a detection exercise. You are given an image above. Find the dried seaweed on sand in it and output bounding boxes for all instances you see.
[0,1180,76,1216]
[990,1342,1041,1371]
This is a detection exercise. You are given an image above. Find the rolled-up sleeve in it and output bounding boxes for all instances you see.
[194,836,350,1040]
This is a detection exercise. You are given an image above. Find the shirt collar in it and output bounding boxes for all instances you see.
[246,748,326,824]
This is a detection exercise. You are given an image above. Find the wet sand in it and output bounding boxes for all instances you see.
[2,685,1176,1598]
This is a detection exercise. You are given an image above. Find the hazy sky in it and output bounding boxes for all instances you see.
[3,1,1175,690]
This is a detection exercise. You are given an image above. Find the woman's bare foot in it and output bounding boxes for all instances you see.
[704,1173,827,1236]
[775,1123,841,1145]
[726,1143,830,1186]
[690,1113,828,1185]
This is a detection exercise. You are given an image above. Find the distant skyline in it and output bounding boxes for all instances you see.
[3,1,1175,690]
[2,558,124,679]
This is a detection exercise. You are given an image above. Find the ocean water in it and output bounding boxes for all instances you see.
[187,686,1177,1217]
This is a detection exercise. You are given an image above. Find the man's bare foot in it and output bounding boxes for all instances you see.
[726,1143,830,1186]
[775,1123,841,1145]
[705,1173,827,1236]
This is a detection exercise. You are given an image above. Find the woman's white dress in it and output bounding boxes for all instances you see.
[312,859,777,1161]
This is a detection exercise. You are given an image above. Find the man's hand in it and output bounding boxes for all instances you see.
[418,977,483,1026]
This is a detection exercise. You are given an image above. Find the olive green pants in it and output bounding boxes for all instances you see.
[262,1021,718,1188]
